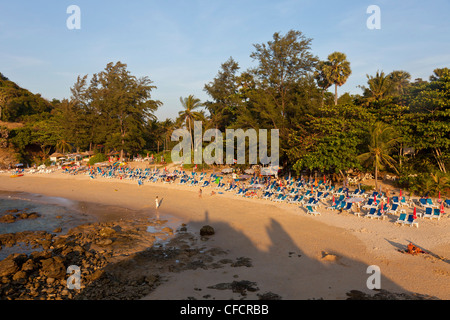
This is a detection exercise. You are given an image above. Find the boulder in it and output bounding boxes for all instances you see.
[99,227,117,238]
[40,257,66,279]
[200,225,215,236]
[0,258,19,277]
[0,214,16,223]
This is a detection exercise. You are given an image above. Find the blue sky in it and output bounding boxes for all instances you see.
[1,0,449,120]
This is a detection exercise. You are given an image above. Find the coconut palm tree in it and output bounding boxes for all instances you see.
[322,52,352,105]
[177,95,205,151]
[56,139,72,154]
[357,122,399,190]
[359,71,392,104]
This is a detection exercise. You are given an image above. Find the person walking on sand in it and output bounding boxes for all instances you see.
[199,188,202,198]
[155,196,160,209]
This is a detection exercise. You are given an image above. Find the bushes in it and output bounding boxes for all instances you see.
[88,153,108,166]
[397,171,450,197]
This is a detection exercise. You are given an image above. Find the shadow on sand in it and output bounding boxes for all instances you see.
[74,210,441,300]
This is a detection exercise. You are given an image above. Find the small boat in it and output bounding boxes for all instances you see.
[10,174,24,178]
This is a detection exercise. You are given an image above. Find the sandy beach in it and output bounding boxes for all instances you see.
[0,170,449,300]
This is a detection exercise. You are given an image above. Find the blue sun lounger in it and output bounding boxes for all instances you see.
[404,214,419,228]
[306,205,320,216]
[365,208,377,219]
[395,213,407,225]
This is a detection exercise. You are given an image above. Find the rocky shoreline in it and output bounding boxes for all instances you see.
[0,209,441,300]
[0,210,264,300]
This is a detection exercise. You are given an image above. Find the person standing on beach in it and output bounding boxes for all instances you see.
[199,188,202,198]
[155,196,160,209]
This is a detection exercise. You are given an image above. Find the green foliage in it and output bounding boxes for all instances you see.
[88,153,108,165]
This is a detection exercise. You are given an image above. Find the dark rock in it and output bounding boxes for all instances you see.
[258,292,282,300]
[200,225,215,236]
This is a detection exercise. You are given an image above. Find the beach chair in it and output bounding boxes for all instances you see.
[391,196,399,205]
[305,205,320,216]
[387,203,399,215]
[445,199,450,208]
[374,208,387,220]
[365,208,377,219]
[272,194,287,202]
[288,195,300,204]
[404,214,419,228]
[362,198,376,210]
[399,196,411,207]
[343,202,353,211]
[395,213,407,225]
[432,208,442,220]
[327,200,341,210]
[201,181,210,188]
[423,207,433,219]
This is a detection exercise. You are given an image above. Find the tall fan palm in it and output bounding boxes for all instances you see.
[323,52,352,105]
[357,122,399,190]
[389,70,411,96]
[177,95,204,151]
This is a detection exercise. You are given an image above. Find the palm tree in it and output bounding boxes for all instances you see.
[56,139,72,154]
[359,71,392,104]
[388,70,411,96]
[323,52,352,105]
[429,171,450,197]
[177,95,204,152]
[357,122,399,190]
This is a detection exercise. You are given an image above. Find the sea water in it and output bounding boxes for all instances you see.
[0,191,94,235]
[0,191,95,260]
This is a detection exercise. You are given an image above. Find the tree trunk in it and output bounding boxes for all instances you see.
[335,84,338,105]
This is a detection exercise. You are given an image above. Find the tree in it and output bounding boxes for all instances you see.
[176,95,204,152]
[358,71,391,106]
[388,70,411,97]
[314,61,332,107]
[357,122,399,190]
[406,68,450,173]
[249,29,318,127]
[204,57,242,130]
[289,103,372,177]
[322,52,352,105]
[86,62,162,160]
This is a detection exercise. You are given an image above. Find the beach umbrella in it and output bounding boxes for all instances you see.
[441,202,445,214]
[387,197,389,205]
[374,194,377,203]
[399,189,402,198]
[413,207,417,220]
[332,194,336,206]
[438,191,441,203]
[380,201,384,213]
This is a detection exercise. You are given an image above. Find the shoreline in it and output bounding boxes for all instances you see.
[1,172,449,300]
